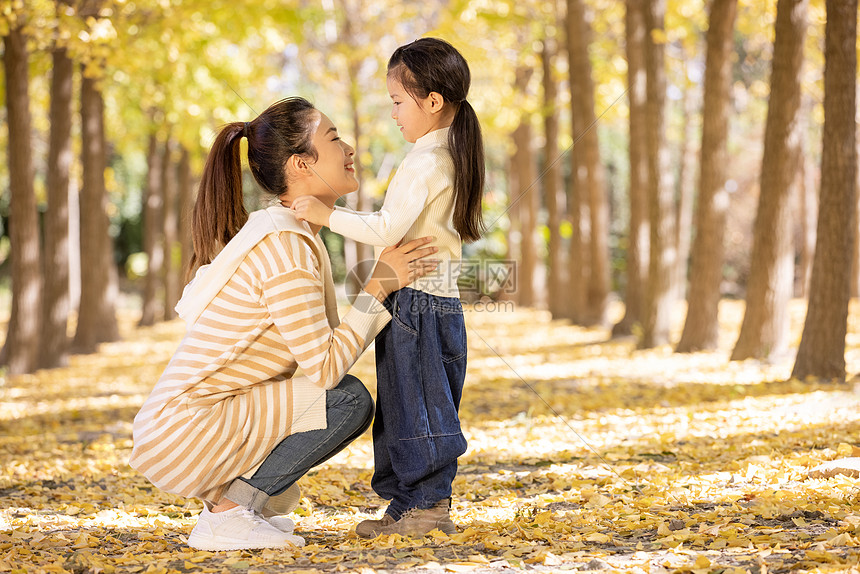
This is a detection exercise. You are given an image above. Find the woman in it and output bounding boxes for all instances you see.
[129,97,439,551]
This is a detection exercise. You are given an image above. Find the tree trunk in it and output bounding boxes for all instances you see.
[506,154,521,304]
[511,67,538,307]
[520,131,539,308]
[676,0,737,353]
[72,68,120,352]
[340,10,373,295]
[341,73,374,294]
[68,175,81,312]
[674,56,698,302]
[541,38,567,319]
[731,0,807,361]
[639,0,676,349]
[567,0,610,326]
[178,145,194,283]
[565,168,589,320]
[791,0,857,381]
[139,131,163,326]
[162,139,180,320]
[0,26,42,375]
[565,33,588,322]
[41,45,74,369]
[613,0,650,337]
[797,142,817,298]
[854,134,860,298]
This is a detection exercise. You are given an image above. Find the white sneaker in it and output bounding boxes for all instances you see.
[187,506,306,551]
[263,515,296,533]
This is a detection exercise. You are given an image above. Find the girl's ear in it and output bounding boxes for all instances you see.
[427,91,446,114]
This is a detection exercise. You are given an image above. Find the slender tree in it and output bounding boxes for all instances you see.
[139,131,164,326]
[41,39,75,369]
[640,0,676,348]
[854,136,860,298]
[162,139,180,320]
[177,145,194,283]
[1,24,42,374]
[673,56,698,302]
[73,67,120,352]
[511,67,538,307]
[731,0,807,361]
[541,36,567,319]
[797,99,817,298]
[676,0,738,352]
[613,0,650,337]
[322,0,374,293]
[792,0,857,381]
[565,36,588,320]
[567,0,610,326]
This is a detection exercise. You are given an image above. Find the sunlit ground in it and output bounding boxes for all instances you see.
[2,299,860,573]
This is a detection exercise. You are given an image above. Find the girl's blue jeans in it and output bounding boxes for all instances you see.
[226,374,374,512]
[372,287,468,520]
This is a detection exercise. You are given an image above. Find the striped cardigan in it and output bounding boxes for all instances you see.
[130,207,390,504]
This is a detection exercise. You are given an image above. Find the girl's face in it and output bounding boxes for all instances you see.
[305,112,358,202]
[387,76,439,143]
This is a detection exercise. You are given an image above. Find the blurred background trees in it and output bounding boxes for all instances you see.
[0,0,856,380]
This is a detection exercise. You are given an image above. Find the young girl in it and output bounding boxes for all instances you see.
[291,38,484,537]
[130,97,438,551]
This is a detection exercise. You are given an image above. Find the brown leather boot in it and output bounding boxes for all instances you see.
[357,499,457,538]
[355,513,396,538]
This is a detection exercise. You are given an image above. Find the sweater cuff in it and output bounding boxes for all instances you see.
[342,290,391,345]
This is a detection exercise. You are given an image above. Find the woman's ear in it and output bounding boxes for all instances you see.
[286,154,312,177]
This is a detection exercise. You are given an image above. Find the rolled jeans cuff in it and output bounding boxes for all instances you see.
[223,480,301,515]
[224,478,269,514]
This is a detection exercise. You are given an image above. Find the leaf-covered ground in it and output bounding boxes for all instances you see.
[3,300,860,573]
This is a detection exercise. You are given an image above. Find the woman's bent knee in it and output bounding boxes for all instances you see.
[337,375,374,420]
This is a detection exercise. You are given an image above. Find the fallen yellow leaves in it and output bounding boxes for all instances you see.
[2,302,860,572]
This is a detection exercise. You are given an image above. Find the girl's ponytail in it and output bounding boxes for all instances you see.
[449,100,485,242]
[188,122,246,278]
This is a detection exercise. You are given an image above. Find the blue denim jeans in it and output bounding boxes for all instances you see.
[226,374,374,512]
[372,288,468,520]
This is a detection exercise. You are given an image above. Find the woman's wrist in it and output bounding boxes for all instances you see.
[363,279,388,303]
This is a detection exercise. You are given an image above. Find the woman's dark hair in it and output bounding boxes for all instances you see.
[388,38,485,242]
[189,97,318,277]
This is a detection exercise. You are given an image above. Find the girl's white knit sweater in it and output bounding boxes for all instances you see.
[329,127,462,298]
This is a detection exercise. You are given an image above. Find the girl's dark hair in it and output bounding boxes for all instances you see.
[188,97,318,277]
[388,38,485,242]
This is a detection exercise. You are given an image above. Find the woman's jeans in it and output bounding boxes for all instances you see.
[225,374,373,513]
[372,288,468,520]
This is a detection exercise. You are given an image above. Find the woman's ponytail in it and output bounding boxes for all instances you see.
[186,97,319,281]
[188,122,246,278]
[449,100,485,242]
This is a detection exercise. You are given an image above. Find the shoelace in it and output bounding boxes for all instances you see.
[237,508,272,528]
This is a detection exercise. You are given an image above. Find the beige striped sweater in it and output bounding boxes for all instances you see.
[130,207,390,504]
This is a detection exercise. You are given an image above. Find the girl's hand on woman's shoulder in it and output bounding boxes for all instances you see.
[364,237,439,302]
[290,195,334,227]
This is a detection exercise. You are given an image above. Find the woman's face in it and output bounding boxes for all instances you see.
[303,111,358,202]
